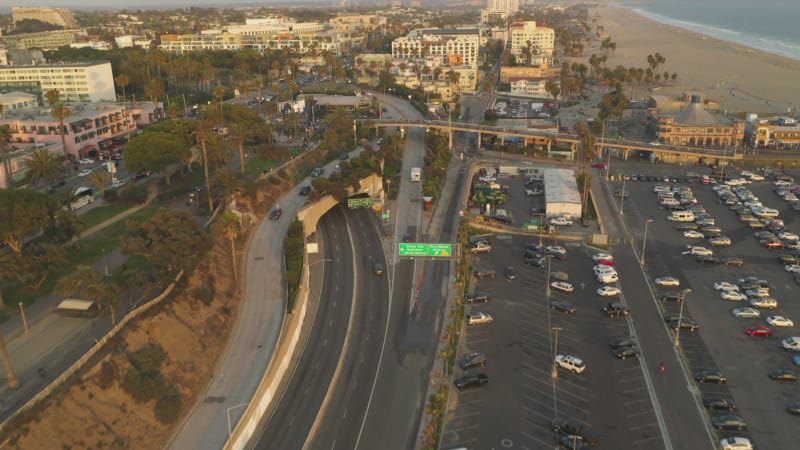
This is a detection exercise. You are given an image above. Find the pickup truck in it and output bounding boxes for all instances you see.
[549,217,573,226]
[555,354,586,373]
[552,416,601,446]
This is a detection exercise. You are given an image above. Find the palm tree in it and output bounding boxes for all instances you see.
[45,89,60,107]
[87,170,111,196]
[0,125,13,189]
[232,123,247,174]
[194,120,216,211]
[218,211,241,283]
[22,148,62,187]
[51,102,72,166]
[213,86,226,126]
[0,331,19,389]
[115,74,130,104]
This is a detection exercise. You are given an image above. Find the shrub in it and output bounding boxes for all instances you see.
[128,344,166,374]
[96,360,118,390]
[118,185,148,205]
[154,388,182,424]
[121,367,169,403]
[194,285,215,305]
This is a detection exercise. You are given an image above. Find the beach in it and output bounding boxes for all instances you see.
[591,6,800,115]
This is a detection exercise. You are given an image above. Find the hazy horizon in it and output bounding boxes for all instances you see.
[2,0,344,13]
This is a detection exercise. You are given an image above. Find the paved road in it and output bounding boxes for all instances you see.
[254,206,354,450]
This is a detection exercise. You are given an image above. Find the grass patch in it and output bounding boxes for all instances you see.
[80,203,131,229]
[288,147,304,157]
[244,157,281,179]
[4,206,160,307]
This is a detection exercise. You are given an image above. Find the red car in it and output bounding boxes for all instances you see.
[745,325,773,337]
[596,259,615,266]
[591,163,607,169]
[763,241,785,249]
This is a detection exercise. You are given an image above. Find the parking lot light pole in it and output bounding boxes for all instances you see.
[641,219,654,265]
[619,177,627,215]
[674,288,693,348]
[545,255,553,298]
[551,327,562,380]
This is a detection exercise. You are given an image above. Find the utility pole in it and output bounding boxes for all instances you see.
[641,218,654,265]
[0,330,19,389]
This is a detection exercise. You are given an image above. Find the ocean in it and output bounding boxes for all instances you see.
[623,0,800,61]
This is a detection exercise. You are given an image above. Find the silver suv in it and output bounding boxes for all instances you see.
[466,312,494,325]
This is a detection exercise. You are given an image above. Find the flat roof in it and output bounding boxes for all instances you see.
[543,167,581,205]
[57,299,97,311]
[0,60,110,69]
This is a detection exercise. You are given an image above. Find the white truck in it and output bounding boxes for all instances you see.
[410,167,421,182]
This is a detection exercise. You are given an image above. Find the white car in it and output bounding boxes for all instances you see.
[745,288,770,298]
[545,245,567,255]
[767,315,795,327]
[774,180,791,187]
[549,217,573,226]
[714,282,740,292]
[555,354,586,374]
[683,230,704,239]
[686,246,713,256]
[782,337,800,351]
[721,291,747,302]
[597,286,621,297]
[779,232,800,241]
[785,264,800,273]
[708,236,732,246]
[720,436,752,450]
[77,158,94,165]
[732,307,761,318]
[654,276,680,287]
[466,312,494,325]
[550,281,574,293]
[593,265,617,275]
[592,253,613,262]
[598,272,619,284]
[77,169,92,177]
[525,189,543,196]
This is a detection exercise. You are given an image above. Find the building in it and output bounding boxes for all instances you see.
[0,92,38,112]
[0,61,116,103]
[392,28,480,67]
[508,21,555,66]
[654,95,745,148]
[0,29,85,52]
[158,32,339,55]
[500,65,560,83]
[481,0,521,24]
[746,115,800,150]
[543,168,582,219]
[509,76,558,98]
[328,14,386,33]
[12,6,78,29]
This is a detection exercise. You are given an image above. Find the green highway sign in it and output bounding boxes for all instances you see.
[347,197,375,208]
[398,243,455,258]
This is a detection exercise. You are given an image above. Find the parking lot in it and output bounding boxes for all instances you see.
[440,233,664,450]
[610,165,800,450]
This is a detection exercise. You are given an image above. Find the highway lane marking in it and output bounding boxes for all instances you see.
[343,407,348,418]
[290,415,296,427]
[323,339,327,347]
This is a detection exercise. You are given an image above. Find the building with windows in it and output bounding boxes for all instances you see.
[12,6,78,29]
[0,61,115,103]
[746,115,800,150]
[653,95,744,148]
[509,76,558,98]
[508,21,555,66]
[391,28,480,67]
[500,65,560,83]
[0,30,84,51]
[158,32,339,55]
[481,0,521,24]
[0,92,38,112]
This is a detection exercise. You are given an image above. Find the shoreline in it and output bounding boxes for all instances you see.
[591,6,800,114]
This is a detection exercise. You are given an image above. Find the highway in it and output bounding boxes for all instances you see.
[253,205,355,450]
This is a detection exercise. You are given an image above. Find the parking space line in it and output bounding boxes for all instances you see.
[552,397,590,415]
[451,410,482,420]
[617,375,645,384]
[633,435,662,445]
[521,431,556,449]
[630,422,659,432]
[624,398,651,406]
[622,386,647,394]
[625,409,654,419]
[522,404,554,421]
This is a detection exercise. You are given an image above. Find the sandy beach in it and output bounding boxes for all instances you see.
[590,6,800,115]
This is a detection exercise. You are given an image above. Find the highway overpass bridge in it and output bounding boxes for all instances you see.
[359,119,745,163]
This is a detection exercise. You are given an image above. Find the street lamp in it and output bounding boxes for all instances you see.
[619,177,627,215]
[641,218,654,265]
[674,288,693,348]
[551,326,562,380]
[545,254,553,298]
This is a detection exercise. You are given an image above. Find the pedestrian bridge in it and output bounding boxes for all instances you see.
[358,119,743,162]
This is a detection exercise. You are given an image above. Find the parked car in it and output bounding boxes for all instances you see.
[555,354,586,374]
[298,185,312,195]
[719,437,752,450]
[602,302,629,317]
[549,300,576,314]
[782,337,800,351]
[768,369,798,381]
[454,372,488,389]
[749,298,778,309]
[596,286,621,297]
[609,336,637,349]
[732,307,761,318]
[474,268,496,279]
[612,346,640,360]
[654,276,680,287]
[550,281,574,293]
[714,281,740,291]
[695,370,728,384]
[549,217,573,226]
[372,263,385,276]
[721,257,745,267]
[669,318,699,331]
[703,394,737,411]
[464,292,491,304]
[766,315,794,327]
[711,415,747,430]
[504,266,517,281]
[466,312,494,325]
[459,352,487,370]
[745,325,774,337]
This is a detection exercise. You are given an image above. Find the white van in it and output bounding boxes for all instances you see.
[668,211,695,222]
[660,198,680,208]
[597,272,619,284]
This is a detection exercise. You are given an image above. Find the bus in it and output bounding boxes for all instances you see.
[64,187,94,211]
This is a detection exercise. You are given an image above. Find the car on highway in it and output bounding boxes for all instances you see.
[373,263,385,276]
[767,315,794,327]
[695,370,728,384]
[298,185,312,195]
[712,415,748,431]
[454,372,488,389]
[746,325,774,337]
[77,158,94,165]
[550,281,574,293]
[683,230,704,239]
[721,291,748,301]
[465,292,491,304]
[596,286,621,297]
[549,300,576,315]
[555,354,586,374]
[602,302,629,317]
[549,217,573,226]
[749,298,778,309]
[719,436,752,450]
[77,168,92,177]
[714,281,740,291]
[474,268,496,279]
[721,257,745,267]
[591,162,606,169]
[686,246,713,256]
[459,352,487,370]
[768,369,798,381]
[732,307,761,318]
[654,276,680,287]
[703,394,737,411]
[466,312,494,325]
[612,346,639,360]
[269,207,282,220]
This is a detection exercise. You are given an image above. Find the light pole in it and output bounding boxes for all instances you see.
[619,177,627,215]
[674,288,693,348]
[551,326,562,380]
[545,254,553,298]
[19,302,29,334]
[641,218,654,265]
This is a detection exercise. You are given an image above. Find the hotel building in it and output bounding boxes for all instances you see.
[0,61,116,103]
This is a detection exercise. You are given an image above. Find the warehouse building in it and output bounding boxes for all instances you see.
[543,168,581,219]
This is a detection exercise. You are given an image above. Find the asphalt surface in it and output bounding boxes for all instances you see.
[615,164,800,450]
[254,206,354,450]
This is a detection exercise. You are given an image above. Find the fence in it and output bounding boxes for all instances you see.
[0,270,184,436]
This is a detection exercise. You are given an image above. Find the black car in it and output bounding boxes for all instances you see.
[454,372,488,389]
[550,300,576,315]
[612,346,640,360]
[269,207,282,220]
[474,268,496,279]
[711,414,747,431]
[373,263,385,276]
[551,417,601,446]
[788,402,800,415]
[465,292,491,304]
[299,185,312,196]
[525,256,545,268]
[525,243,545,253]
[694,370,727,384]
[664,313,693,324]
[721,257,744,267]
[668,318,699,331]
[602,302,629,317]
[557,434,591,450]
[459,352,487,370]
[659,291,685,302]
[504,266,517,281]
[768,369,798,381]
[339,153,349,160]
[697,255,721,264]
[131,170,151,181]
[702,394,737,411]
[609,336,637,349]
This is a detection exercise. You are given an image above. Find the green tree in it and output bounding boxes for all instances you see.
[121,209,207,273]
[87,170,112,196]
[193,120,216,211]
[22,149,62,187]
[115,74,130,104]
[218,211,241,283]
[0,125,12,189]
[124,131,190,184]
[51,102,72,164]
[0,189,49,254]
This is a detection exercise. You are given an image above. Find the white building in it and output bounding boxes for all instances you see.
[392,29,480,67]
[0,92,38,112]
[509,21,555,66]
[0,61,116,103]
[544,168,582,219]
[509,77,558,98]
[481,0,521,24]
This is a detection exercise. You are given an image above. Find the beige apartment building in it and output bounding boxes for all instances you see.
[508,21,555,66]
[654,96,744,147]
[392,29,480,67]
[12,6,78,29]
[0,61,116,103]
[500,65,560,83]
[0,29,84,51]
